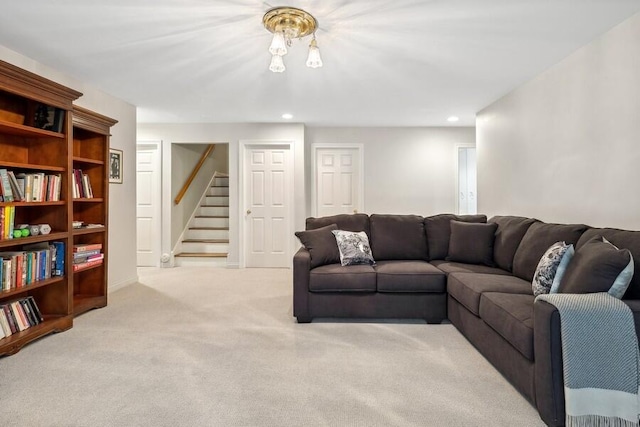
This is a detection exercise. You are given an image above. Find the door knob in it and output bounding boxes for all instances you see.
[353,209,358,214]
[246,209,252,215]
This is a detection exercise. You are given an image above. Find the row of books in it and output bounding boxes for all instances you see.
[0,169,62,202]
[0,206,15,240]
[72,169,94,199]
[73,243,103,272]
[0,242,65,291]
[0,296,43,339]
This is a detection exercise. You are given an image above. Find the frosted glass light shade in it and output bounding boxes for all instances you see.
[306,39,323,68]
[269,32,287,56]
[269,54,286,73]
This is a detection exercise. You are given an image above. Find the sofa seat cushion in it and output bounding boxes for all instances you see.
[479,292,535,361]
[374,260,445,293]
[309,264,376,292]
[448,272,532,316]
[431,260,511,276]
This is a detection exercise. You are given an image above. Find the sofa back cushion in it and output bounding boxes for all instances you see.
[512,222,588,282]
[447,221,498,266]
[576,228,640,299]
[424,214,487,260]
[370,214,428,261]
[306,213,370,238]
[489,216,538,272]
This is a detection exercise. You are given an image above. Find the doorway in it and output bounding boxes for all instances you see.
[136,141,162,266]
[456,145,477,215]
[312,144,364,217]
[241,142,294,268]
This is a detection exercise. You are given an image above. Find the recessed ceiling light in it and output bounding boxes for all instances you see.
[282,113,293,120]
[447,116,460,122]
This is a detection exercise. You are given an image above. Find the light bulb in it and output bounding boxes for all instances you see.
[269,32,287,56]
[269,54,286,73]
[306,37,323,69]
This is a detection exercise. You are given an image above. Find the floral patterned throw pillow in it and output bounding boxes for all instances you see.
[331,230,376,266]
[532,241,573,296]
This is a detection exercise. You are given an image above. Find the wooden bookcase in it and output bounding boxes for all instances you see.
[71,106,117,316]
[0,60,117,356]
[0,60,82,356]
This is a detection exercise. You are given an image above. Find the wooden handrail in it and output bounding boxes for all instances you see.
[174,144,215,205]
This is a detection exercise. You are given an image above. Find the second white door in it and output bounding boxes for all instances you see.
[244,145,292,268]
[314,146,363,217]
[136,142,162,267]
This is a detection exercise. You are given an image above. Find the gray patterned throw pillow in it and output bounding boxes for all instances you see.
[532,241,573,296]
[332,230,375,266]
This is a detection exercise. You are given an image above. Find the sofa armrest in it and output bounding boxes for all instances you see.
[293,247,312,322]
[534,298,640,426]
[533,298,565,427]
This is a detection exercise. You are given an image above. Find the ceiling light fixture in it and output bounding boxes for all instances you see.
[263,7,322,73]
[447,116,460,122]
[282,113,293,120]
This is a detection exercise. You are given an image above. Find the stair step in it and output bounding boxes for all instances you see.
[183,239,229,244]
[189,227,229,231]
[195,215,228,219]
[175,252,228,258]
[211,185,228,188]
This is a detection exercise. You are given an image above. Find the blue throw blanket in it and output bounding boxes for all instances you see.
[537,293,640,427]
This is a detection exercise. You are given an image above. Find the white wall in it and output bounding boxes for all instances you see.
[477,12,640,230]
[137,123,305,268]
[305,127,476,216]
[171,143,227,248]
[0,45,138,289]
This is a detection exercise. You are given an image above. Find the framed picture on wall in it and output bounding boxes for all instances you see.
[109,148,123,184]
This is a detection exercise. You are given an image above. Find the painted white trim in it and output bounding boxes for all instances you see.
[311,143,365,217]
[171,170,221,257]
[239,140,295,268]
[108,276,138,293]
[454,142,476,215]
[136,140,162,267]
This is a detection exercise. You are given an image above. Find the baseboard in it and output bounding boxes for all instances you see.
[226,262,240,269]
[108,276,138,293]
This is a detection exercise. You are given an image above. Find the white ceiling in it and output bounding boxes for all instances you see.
[0,1,638,126]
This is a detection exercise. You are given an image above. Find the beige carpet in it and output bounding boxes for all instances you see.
[0,267,544,426]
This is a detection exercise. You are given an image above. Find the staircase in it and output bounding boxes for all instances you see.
[174,174,229,266]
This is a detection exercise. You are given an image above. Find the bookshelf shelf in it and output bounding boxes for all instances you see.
[73,226,106,236]
[0,315,72,356]
[0,232,67,250]
[72,198,104,203]
[0,276,65,298]
[0,161,65,172]
[0,201,66,207]
[0,120,65,139]
[72,156,104,166]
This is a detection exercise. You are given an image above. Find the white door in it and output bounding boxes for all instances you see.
[457,147,477,215]
[314,146,363,217]
[244,145,292,268]
[136,142,162,266]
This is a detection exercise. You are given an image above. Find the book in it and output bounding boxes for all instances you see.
[0,169,13,202]
[1,304,18,334]
[26,296,43,323]
[0,309,11,337]
[73,249,101,259]
[7,171,24,202]
[52,241,65,276]
[74,243,102,253]
[73,258,103,272]
[10,301,28,331]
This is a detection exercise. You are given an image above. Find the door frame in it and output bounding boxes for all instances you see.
[454,143,476,215]
[136,140,162,267]
[311,143,365,217]
[239,140,295,268]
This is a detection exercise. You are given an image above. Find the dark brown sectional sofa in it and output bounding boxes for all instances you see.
[292,213,640,426]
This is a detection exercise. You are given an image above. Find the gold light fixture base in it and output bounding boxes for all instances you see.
[263,7,318,39]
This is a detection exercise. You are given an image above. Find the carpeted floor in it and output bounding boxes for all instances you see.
[0,267,544,426]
